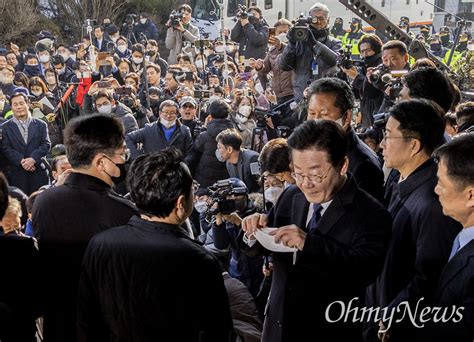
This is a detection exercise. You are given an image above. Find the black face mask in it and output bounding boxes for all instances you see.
[350,24,358,32]
[363,52,382,67]
[430,43,442,51]
[333,23,343,31]
[458,41,467,51]
[310,26,329,41]
[104,157,127,185]
[440,35,450,46]
[24,64,41,77]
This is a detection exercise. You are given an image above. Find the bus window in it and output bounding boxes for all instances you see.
[192,0,220,20]
[265,0,272,10]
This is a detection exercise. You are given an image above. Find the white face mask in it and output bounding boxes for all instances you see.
[264,186,284,205]
[215,45,224,53]
[194,201,207,214]
[59,53,69,61]
[117,45,127,53]
[195,59,204,70]
[132,57,143,64]
[45,76,56,85]
[31,90,43,97]
[215,148,225,162]
[226,46,235,54]
[97,104,112,113]
[160,118,176,128]
[238,105,252,117]
[39,55,50,63]
[277,33,288,44]
[140,18,147,24]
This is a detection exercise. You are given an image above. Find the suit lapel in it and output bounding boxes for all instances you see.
[315,195,346,235]
[436,240,474,298]
[292,192,309,230]
[26,119,36,145]
[8,121,26,146]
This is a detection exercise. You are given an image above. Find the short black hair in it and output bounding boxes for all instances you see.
[216,128,243,150]
[434,133,474,189]
[127,148,193,218]
[455,101,474,128]
[64,114,125,168]
[0,172,8,218]
[159,99,179,112]
[288,120,348,168]
[207,99,231,119]
[26,190,43,214]
[259,138,291,174]
[403,67,453,113]
[307,77,355,115]
[382,40,408,56]
[389,99,445,155]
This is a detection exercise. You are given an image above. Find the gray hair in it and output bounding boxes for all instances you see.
[309,3,330,17]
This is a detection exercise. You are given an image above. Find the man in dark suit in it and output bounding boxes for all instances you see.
[32,114,137,341]
[366,99,462,342]
[1,92,50,195]
[216,128,260,193]
[125,100,193,165]
[77,149,234,341]
[422,134,474,342]
[92,25,113,52]
[305,77,384,201]
[242,120,392,342]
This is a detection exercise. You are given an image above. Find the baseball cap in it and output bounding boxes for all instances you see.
[179,96,197,107]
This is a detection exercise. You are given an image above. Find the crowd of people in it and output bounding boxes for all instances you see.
[0,1,473,341]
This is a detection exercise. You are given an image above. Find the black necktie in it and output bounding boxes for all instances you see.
[307,203,322,232]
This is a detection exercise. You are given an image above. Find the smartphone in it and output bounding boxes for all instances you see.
[97,80,112,88]
[268,27,276,41]
[239,72,252,81]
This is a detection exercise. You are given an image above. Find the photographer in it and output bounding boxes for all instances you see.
[92,89,138,134]
[368,40,410,114]
[342,34,384,128]
[165,4,199,65]
[230,5,269,60]
[210,177,263,297]
[279,3,342,102]
[118,88,151,128]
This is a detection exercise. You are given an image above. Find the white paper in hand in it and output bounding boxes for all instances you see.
[253,227,296,253]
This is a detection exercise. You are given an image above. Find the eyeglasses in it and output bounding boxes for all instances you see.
[381,132,416,143]
[161,111,177,116]
[107,148,131,162]
[291,166,332,184]
[312,16,328,23]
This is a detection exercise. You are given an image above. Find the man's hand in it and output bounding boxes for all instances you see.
[21,158,36,172]
[241,213,268,237]
[270,224,307,250]
[366,67,375,84]
[55,168,73,186]
[240,18,250,27]
[342,66,358,80]
[268,36,281,49]
[105,56,115,67]
[254,58,264,71]
[175,21,185,32]
[222,212,243,226]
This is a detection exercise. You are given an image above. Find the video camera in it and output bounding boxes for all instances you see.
[338,45,365,69]
[206,179,248,217]
[381,70,408,101]
[373,112,390,129]
[254,106,280,127]
[288,14,314,43]
[124,14,137,28]
[235,5,254,21]
[368,63,391,83]
[169,10,184,28]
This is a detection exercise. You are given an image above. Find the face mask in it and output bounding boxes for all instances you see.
[45,76,56,85]
[58,68,66,75]
[333,23,343,31]
[39,55,50,63]
[150,99,159,108]
[458,41,467,51]
[132,57,143,64]
[226,46,235,54]
[440,35,450,46]
[24,64,41,76]
[265,186,284,205]
[105,160,127,186]
[160,118,176,128]
[0,76,12,84]
[118,45,127,53]
[236,114,248,124]
[59,53,69,61]
[363,53,381,67]
[430,43,442,51]
[350,24,358,31]
[208,95,220,103]
[111,35,119,43]
[215,148,225,162]
[195,59,204,70]
[97,104,112,113]
[140,18,147,24]
[215,45,224,53]
[76,71,91,79]
[238,105,251,117]
[277,33,288,44]
[31,90,42,97]
[194,201,207,214]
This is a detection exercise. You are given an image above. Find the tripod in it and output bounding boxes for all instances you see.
[251,120,269,153]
